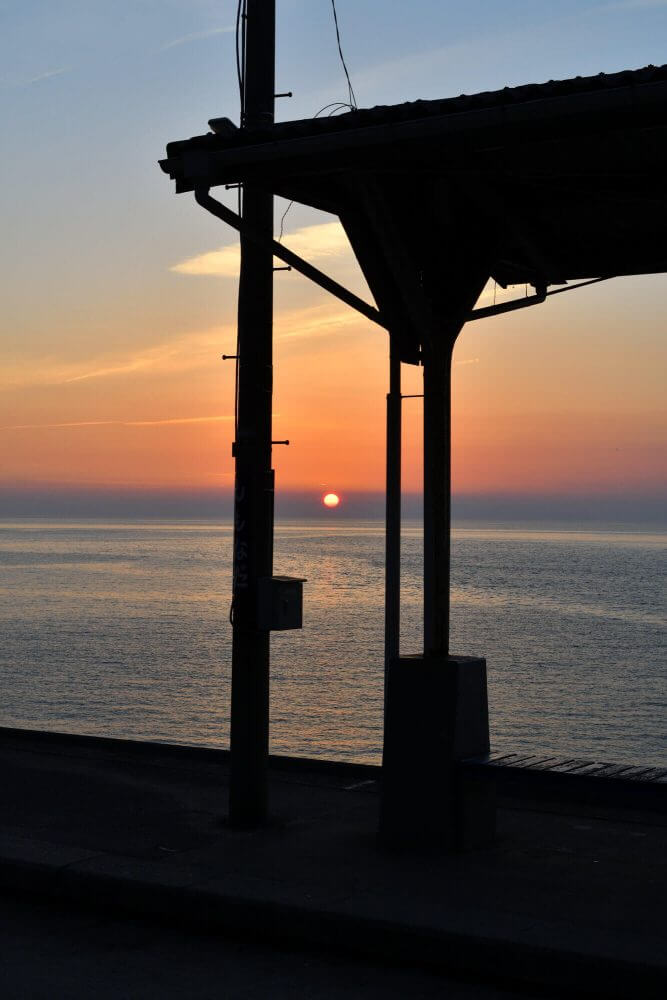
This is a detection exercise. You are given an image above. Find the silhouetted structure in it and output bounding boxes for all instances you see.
[161,61,667,845]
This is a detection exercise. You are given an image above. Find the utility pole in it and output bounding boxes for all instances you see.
[229,0,276,827]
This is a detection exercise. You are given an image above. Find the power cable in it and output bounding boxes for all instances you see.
[278,200,293,244]
[235,0,246,116]
[278,102,355,242]
[330,1,357,109]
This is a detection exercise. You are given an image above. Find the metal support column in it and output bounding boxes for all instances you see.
[384,344,402,668]
[423,335,454,658]
[229,0,276,827]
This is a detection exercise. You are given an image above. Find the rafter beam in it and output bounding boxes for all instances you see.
[342,175,440,352]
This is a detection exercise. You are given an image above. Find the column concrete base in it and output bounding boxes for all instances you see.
[379,654,495,851]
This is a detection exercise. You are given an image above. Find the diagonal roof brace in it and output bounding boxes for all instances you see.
[468,276,615,321]
[194,189,388,329]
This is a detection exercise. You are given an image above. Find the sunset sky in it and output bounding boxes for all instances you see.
[1,0,665,518]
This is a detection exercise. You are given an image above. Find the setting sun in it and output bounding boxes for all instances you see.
[322,493,340,508]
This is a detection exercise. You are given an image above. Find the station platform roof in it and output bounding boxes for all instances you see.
[161,64,667,358]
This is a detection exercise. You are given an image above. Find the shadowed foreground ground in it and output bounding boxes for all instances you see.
[0,728,664,998]
[0,891,543,999]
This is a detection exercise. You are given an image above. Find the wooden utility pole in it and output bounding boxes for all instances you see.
[229,0,276,827]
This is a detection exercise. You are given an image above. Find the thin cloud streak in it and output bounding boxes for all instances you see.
[23,67,70,87]
[1,301,367,391]
[4,328,231,389]
[171,222,351,277]
[3,416,234,432]
[275,304,363,342]
[130,415,233,426]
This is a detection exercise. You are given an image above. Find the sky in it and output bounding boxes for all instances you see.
[1,0,666,520]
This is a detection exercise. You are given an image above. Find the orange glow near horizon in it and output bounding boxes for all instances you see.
[2,5,667,513]
[1,255,665,500]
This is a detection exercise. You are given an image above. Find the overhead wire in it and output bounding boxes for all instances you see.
[235,0,246,116]
[330,1,357,109]
[278,103,355,243]
[279,4,358,243]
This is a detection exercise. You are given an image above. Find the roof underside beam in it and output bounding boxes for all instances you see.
[340,175,442,361]
[194,186,599,363]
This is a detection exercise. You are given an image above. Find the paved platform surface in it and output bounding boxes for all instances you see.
[0,729,665,998]
[0,891,543,999]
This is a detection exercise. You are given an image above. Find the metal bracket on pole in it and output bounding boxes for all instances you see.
[467,277,613,322]
[468,285,547,320]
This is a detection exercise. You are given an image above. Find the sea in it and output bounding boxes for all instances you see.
[0,518,664,767]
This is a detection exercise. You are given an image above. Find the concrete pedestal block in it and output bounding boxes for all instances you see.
[379,654,495,850]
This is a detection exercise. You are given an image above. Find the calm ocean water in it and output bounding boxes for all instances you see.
[0,518,664,766]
